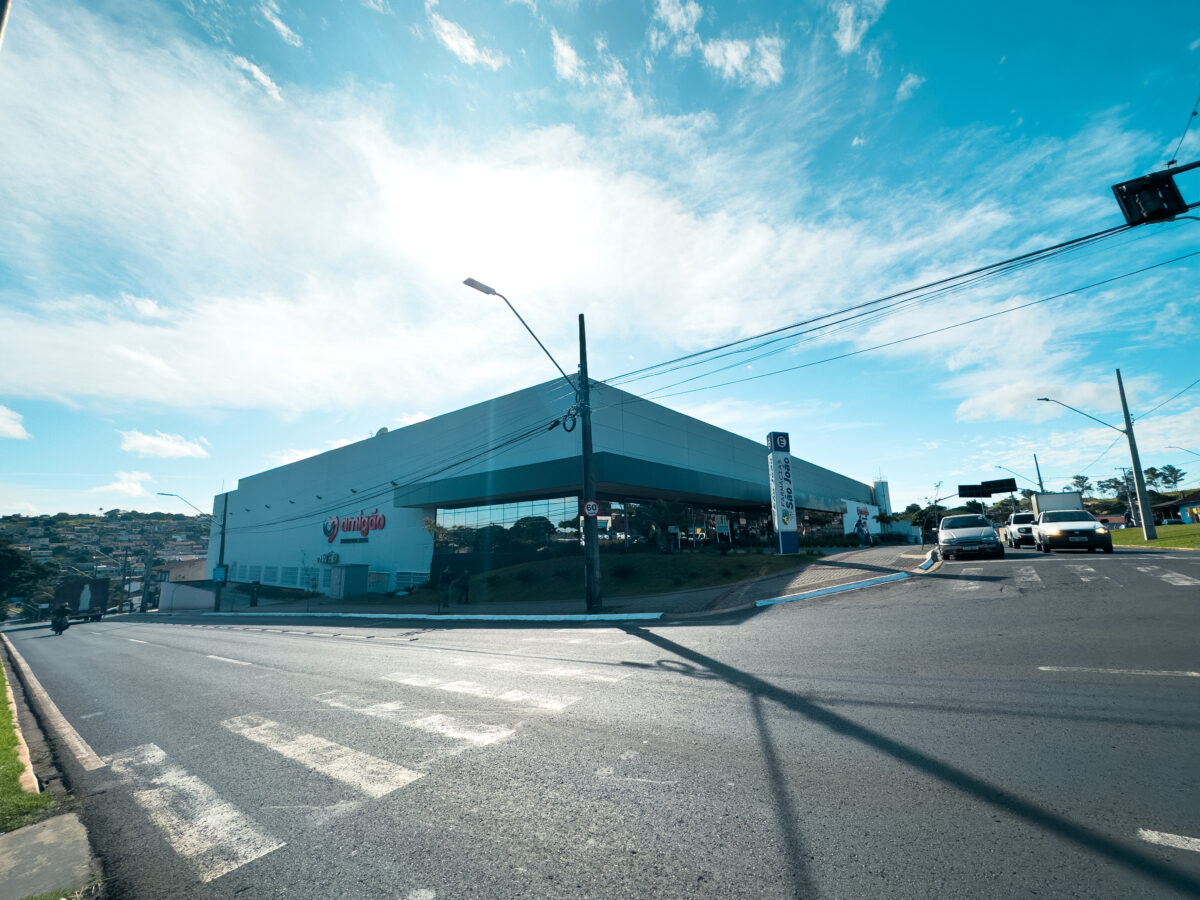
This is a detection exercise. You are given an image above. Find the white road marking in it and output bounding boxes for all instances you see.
[2,635,106,771]
[313,692,515,746]
[448,657,628,683]
[1137,565,1200,587]
[222,715,422,798]
[1138,828,1200,853]
[520,636,639,646]
[956,567,982,591]
[207,655,252,666]
[382,672,579,711]
[128,638,149,644]
[1038,666,1200,678]
[1014,566,1043,585]
[105,743,284,882]
[1067,564,1105,583]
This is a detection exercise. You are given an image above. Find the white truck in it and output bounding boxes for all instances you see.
[1030,491,1084,517]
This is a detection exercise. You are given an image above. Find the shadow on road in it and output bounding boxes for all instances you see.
[621,624,1200,898]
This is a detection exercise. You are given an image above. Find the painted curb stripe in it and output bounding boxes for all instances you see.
[756,572,910,607]
[192,611,664,622]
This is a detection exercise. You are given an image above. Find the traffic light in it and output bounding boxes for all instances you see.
[1111,171,1188,226]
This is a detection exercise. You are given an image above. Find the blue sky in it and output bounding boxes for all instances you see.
[1,0,1198,518]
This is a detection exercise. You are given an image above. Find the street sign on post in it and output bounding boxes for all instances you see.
[981,478,1018,495]
[957,484,991,498]
[583,500,599,517]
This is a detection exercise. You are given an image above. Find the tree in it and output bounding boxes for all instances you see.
[0,537,52,613]
[1159,464,1187,496]
[509,516,555,546]
[1068,475,1093,496]
[1142,467,1163,491]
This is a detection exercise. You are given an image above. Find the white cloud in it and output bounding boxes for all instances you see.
[427,3,508,70]
[550,28,585,83]
[831,0,887,55]
[119,430,210,459]
[92,471,154,497]
[851,135,865,147]
[655,0,703,36]
[232,55,283,102]
[361,0,392,12]
[0,406,31,439]
[895,72,925,102]
[257,0,302,48]
[702,35,785,87]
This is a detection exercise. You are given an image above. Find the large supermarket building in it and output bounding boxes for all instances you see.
[206,380,890,597]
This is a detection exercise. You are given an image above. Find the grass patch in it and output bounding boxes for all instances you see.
[0,663,54,833]
[463,549,820,605]
[1111,523,1199,550]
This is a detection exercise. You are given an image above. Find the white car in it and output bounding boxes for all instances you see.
[937,514,1005,560]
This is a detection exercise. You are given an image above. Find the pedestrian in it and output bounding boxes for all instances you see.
[438,567,453,611]
[455,571,470,605]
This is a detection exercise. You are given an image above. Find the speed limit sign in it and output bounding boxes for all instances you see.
[583,500,599,517]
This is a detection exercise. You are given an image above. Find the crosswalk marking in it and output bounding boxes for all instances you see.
[313,691,515,746]
[105,743,284,883]
[1066,564,1105,583]
[447,657,628,683]
[956,567,982,591]
[382,671,579,711]
[1137,565,1200,587]
[222,715,423,798]
[1014,566,1042,585]
[1138,828,1200,854]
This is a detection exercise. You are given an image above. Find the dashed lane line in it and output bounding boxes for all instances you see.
[1038,666,1200,678]
[1138,829,1200,854]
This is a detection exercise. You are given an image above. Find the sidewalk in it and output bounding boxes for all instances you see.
[155,544,932,622]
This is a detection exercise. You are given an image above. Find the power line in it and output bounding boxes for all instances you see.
[646,250,1200,400]
[608,223,1129,387]
[1136,375,1200,421]
[1167,83,1200,167]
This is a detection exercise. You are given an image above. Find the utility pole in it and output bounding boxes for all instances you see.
[1032,454,1045,493]
[579,314,602,613]
[1116,369,1157,540]
[214,494,228,612]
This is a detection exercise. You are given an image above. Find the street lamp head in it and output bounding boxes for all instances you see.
[463,277,497,296]
[156,492,175,497]
[1036,397,1050,402]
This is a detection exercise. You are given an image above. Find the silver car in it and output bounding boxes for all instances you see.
[938,514,1005,560]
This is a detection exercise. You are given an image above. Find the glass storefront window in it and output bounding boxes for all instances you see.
[437,496,579,530]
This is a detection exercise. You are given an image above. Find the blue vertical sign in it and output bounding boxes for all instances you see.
[766,432,799,554]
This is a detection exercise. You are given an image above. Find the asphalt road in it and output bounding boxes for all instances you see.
[7,548,1200,898]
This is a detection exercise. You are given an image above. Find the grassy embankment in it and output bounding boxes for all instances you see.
[1110,522,1199,550]
[0,660,53,833]
[413,547,825,606]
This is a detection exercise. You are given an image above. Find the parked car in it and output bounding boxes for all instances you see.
[1002,512,1036,548]
[937,514,1004,560]
[1032,509,1114,553]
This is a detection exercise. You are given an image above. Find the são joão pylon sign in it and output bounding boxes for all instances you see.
[767,432,799,555]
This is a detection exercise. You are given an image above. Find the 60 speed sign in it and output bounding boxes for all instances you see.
[583,500,599,517]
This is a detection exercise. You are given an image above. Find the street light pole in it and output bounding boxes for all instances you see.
[1037,368,1157,540]
[1116,369,1157,541]
[463,278,602,611]
[157,491,226,610]
[578,314,601,612]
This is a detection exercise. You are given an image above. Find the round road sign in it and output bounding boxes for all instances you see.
[583,500,599,517]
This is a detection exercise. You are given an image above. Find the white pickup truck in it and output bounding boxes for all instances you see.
[1002,512,1036,547]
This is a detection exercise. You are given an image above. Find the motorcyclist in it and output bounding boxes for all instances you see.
[50,604,70,635]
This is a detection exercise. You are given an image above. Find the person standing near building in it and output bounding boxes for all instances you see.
[438,567,453,611]
[454,571,470,605]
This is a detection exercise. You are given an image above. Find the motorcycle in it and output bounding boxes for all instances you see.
[50,612,70,636]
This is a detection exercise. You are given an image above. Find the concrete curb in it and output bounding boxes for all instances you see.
[2,666,38,794]
[193,610,665,623]
[917,549,937,571]
[755,572,910,607]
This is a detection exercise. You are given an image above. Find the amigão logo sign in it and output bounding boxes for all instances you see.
[323,509,386,544]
